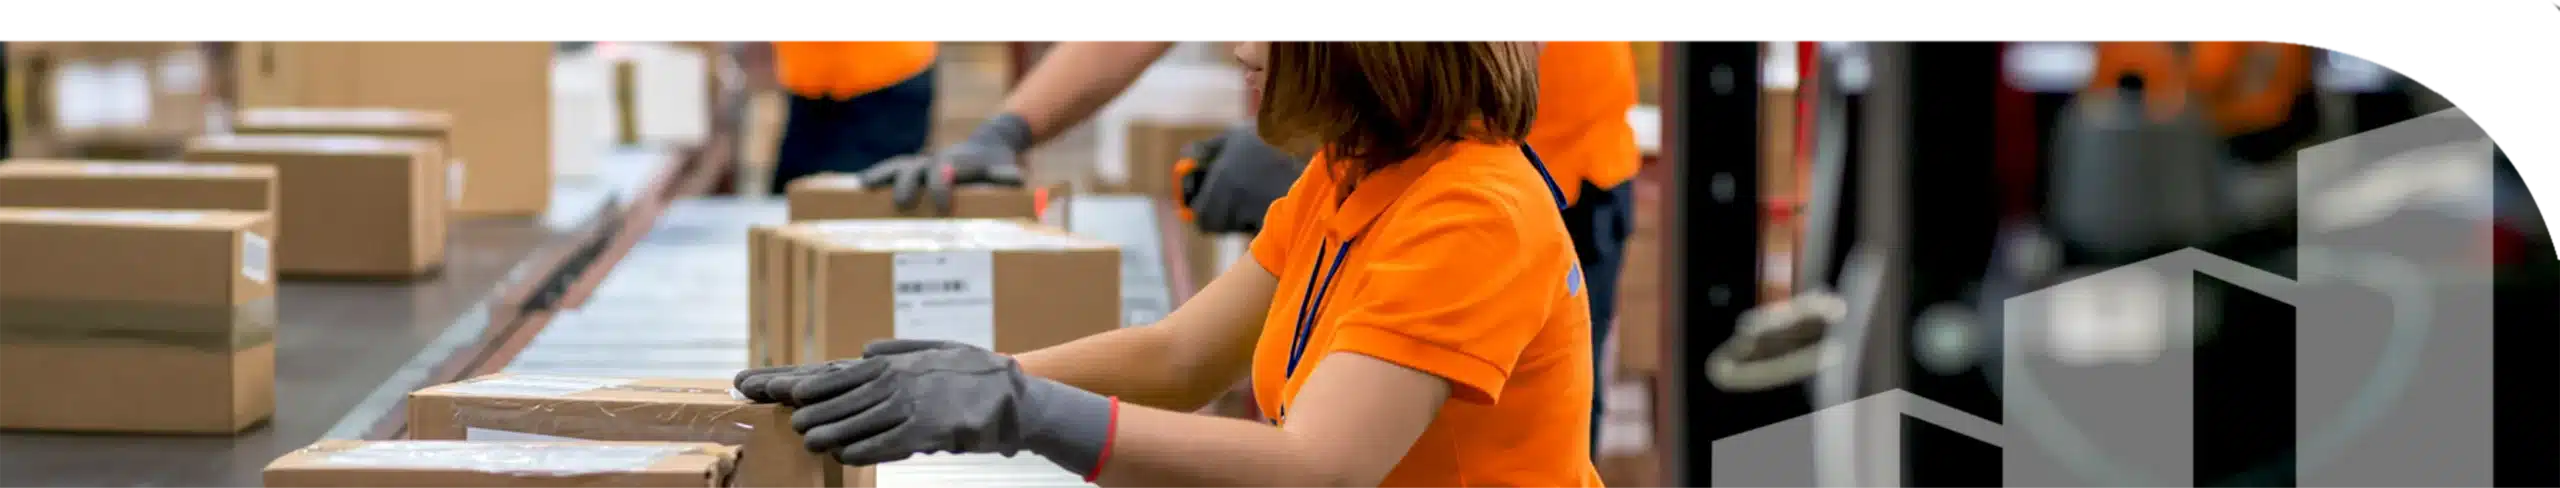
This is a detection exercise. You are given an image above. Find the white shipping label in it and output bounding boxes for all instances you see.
[463,427,593,443]
[103,60,154,128]
[448,160,467,204]
[891,252,998,350]
[438,375,634,398]
[50,62,102,130]
[242,233,272,284]
[157,50,207,96]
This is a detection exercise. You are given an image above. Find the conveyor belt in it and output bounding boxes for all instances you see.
[0,147,685,487]
[493,194,1189,487]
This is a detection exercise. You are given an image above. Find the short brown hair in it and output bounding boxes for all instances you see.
[1255,42,1539,177]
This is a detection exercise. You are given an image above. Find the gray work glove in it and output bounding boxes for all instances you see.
[1177,124,1306,234]
[785,339,1115,478]
[857,113,1032,214]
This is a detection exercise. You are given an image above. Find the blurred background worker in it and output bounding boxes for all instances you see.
[881,42,1642,454]
[746,41,939,194]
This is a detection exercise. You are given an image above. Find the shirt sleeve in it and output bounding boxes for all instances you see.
[1249,161,1328,274]
[1323,187,1557,405]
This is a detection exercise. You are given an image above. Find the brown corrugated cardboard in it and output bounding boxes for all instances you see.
[264,440,738,488]
[746,226,788,369]
[228,107,457,255]
[232,42,551,217]
[181,134,445,278]
[7,43,214,159]
[785,174,1040,222]
[0,208,275,434]
[1616,175,1663,377]
[407,374,840,487]
[1119,120,1228,199]
[0,160,276,217]
[783,219,1121,364]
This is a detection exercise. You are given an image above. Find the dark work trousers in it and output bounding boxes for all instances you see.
[1562,180,1634,459]
[768,67,936,195]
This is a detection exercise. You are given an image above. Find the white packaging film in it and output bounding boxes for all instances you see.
[242,232,272,284]
[82,162,238,176]
[27,209,207,226]
[50,62,101,130]
[315,441,687,475]
[439,374,634,398]
[891,252,998,350]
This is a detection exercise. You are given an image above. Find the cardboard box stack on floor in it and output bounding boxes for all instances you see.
[5,42,216,160]
[181,134,448,279]
[0,208,276,434]
[231,42,552,217]
[264,441,740,488]
[405,374,839,487]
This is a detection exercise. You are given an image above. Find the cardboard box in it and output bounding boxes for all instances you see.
[0,160,276,216]
[229,107,460,210]
[7,42,214,159]
[407,374,840,487]
[264,440,738,488]
[1118,120,1229,199]
[1597,378,1661,487]
[785,174,1040,222]
[1615,175,1664,378]
[0,208,276,434]
[782,219,1121,364]
[182,134,446,278]
[232,42,552,217]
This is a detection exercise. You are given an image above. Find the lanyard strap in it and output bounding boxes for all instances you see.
[1283,144,1570,382]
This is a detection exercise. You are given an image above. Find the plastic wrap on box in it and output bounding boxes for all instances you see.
[407,374,839,487]
[265,440,738,487]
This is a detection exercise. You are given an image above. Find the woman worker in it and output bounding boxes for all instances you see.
[753,41,940,194]
[739,42,1602,487]
[861,42,1639,451]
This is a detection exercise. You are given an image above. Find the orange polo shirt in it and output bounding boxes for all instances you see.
[1249,140,1600,487]
[1530,42,1642,204]
[772,42,937,101]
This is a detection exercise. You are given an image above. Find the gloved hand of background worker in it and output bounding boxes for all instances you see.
[1177,124,1306,234]
[859,113,1033,214]
[775,339,1114,477]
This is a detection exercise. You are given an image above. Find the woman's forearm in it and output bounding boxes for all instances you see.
[1087,403,1349,487]
[1017,326,1222,411]
[1001,42,1177,145]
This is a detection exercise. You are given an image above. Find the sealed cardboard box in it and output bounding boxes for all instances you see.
[784,219,1120,364]
[407,374,839,488]
[7,42,215,159]
[265,440,738,488]
[1118,120,1228,199]
[232,42,552,217]
[229,107,459,209]
[0,160,276,216]
[0,208,275,434]
[182,134,446,278]
[785,174,1040,222]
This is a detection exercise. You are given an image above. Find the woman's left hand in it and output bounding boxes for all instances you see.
[785,340,1117,475]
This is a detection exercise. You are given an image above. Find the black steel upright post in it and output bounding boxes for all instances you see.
[1661,41,1782,488]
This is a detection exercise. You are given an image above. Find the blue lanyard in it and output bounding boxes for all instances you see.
[1281,144,1569,382]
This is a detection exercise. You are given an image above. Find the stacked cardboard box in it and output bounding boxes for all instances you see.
[229,107,462,209]
[230,42,552,217]
[406,374,837,487]
[4,42,214,159]
[783,174,1040,222]
[265,440,739,488]
[0,160,276,216]
[755,219,1122,368]
[0,208,275,434]
[182,134,448,278]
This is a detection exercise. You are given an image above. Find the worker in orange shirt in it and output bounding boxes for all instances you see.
[741,42,1602,487]
[853,42,1640,454]
[753,42,941,194]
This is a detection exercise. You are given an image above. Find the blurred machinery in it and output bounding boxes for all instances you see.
[1658,42,2554,487]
